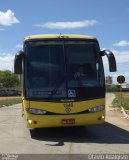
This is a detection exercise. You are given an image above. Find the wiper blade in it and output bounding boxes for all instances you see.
[48,76,66,98]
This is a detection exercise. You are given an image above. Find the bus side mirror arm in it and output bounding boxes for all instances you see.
[14,51,24,74]
[100,50,117,72]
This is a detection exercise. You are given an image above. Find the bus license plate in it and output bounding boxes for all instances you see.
[61,119,75,124]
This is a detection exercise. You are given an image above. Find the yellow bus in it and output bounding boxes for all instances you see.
[14,34,116,128]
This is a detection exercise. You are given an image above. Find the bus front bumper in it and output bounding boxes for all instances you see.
[25,111,105,128]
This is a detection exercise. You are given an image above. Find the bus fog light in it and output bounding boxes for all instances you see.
[98,115,105,120]
[88,105,105,113]
[102,116,105,119]
[28,120,33,124]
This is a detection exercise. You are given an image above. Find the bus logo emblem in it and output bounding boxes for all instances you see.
[65,107,71,113]
[63,103,73,113]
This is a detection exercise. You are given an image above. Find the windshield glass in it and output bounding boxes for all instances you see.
[25,41,104,100]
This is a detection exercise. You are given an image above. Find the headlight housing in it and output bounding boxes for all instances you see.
[88,105,105,113]
[26,108,47,115]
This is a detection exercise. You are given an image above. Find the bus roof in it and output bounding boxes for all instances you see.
[24,34,97,41]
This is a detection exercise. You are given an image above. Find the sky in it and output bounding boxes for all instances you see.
[0,0,129,83]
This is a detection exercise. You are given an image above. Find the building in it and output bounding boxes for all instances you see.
[105,76,112,84]
[122,82,129,90]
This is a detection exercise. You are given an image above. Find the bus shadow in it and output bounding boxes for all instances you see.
[30,122,129,145]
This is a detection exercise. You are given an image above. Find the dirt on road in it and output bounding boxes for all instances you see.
[106,93,129,130]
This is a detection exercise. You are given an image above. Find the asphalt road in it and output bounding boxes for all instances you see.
[0,93,129,154]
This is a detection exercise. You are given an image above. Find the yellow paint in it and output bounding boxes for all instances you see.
[23,98,105,128]
[26,110,105,128]
[28,98,105,114]
[24,34,96,41]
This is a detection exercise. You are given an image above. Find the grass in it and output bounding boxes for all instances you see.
[0,97,22,108]
[112,92,129,110]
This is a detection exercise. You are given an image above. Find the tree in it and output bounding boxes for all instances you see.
[0,70,20,89]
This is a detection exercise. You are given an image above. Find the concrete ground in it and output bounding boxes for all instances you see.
[0,93,129,155]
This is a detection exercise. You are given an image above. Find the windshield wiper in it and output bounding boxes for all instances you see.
[48,75,67,98]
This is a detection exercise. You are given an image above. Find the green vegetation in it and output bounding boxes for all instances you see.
[0,97,22,108]
[112,93,129,110]
[106,84,120,92]
[106,85,129,111]
[0,70,21,108]
[0,70,20,89]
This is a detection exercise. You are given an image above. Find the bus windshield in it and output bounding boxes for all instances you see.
[25,41,104,100]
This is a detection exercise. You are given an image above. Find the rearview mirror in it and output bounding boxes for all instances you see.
[14,51,24,74]
[100,50,117,72]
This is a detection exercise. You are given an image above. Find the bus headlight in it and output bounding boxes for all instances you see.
[88,105,105,113]
[27,108,47,115]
